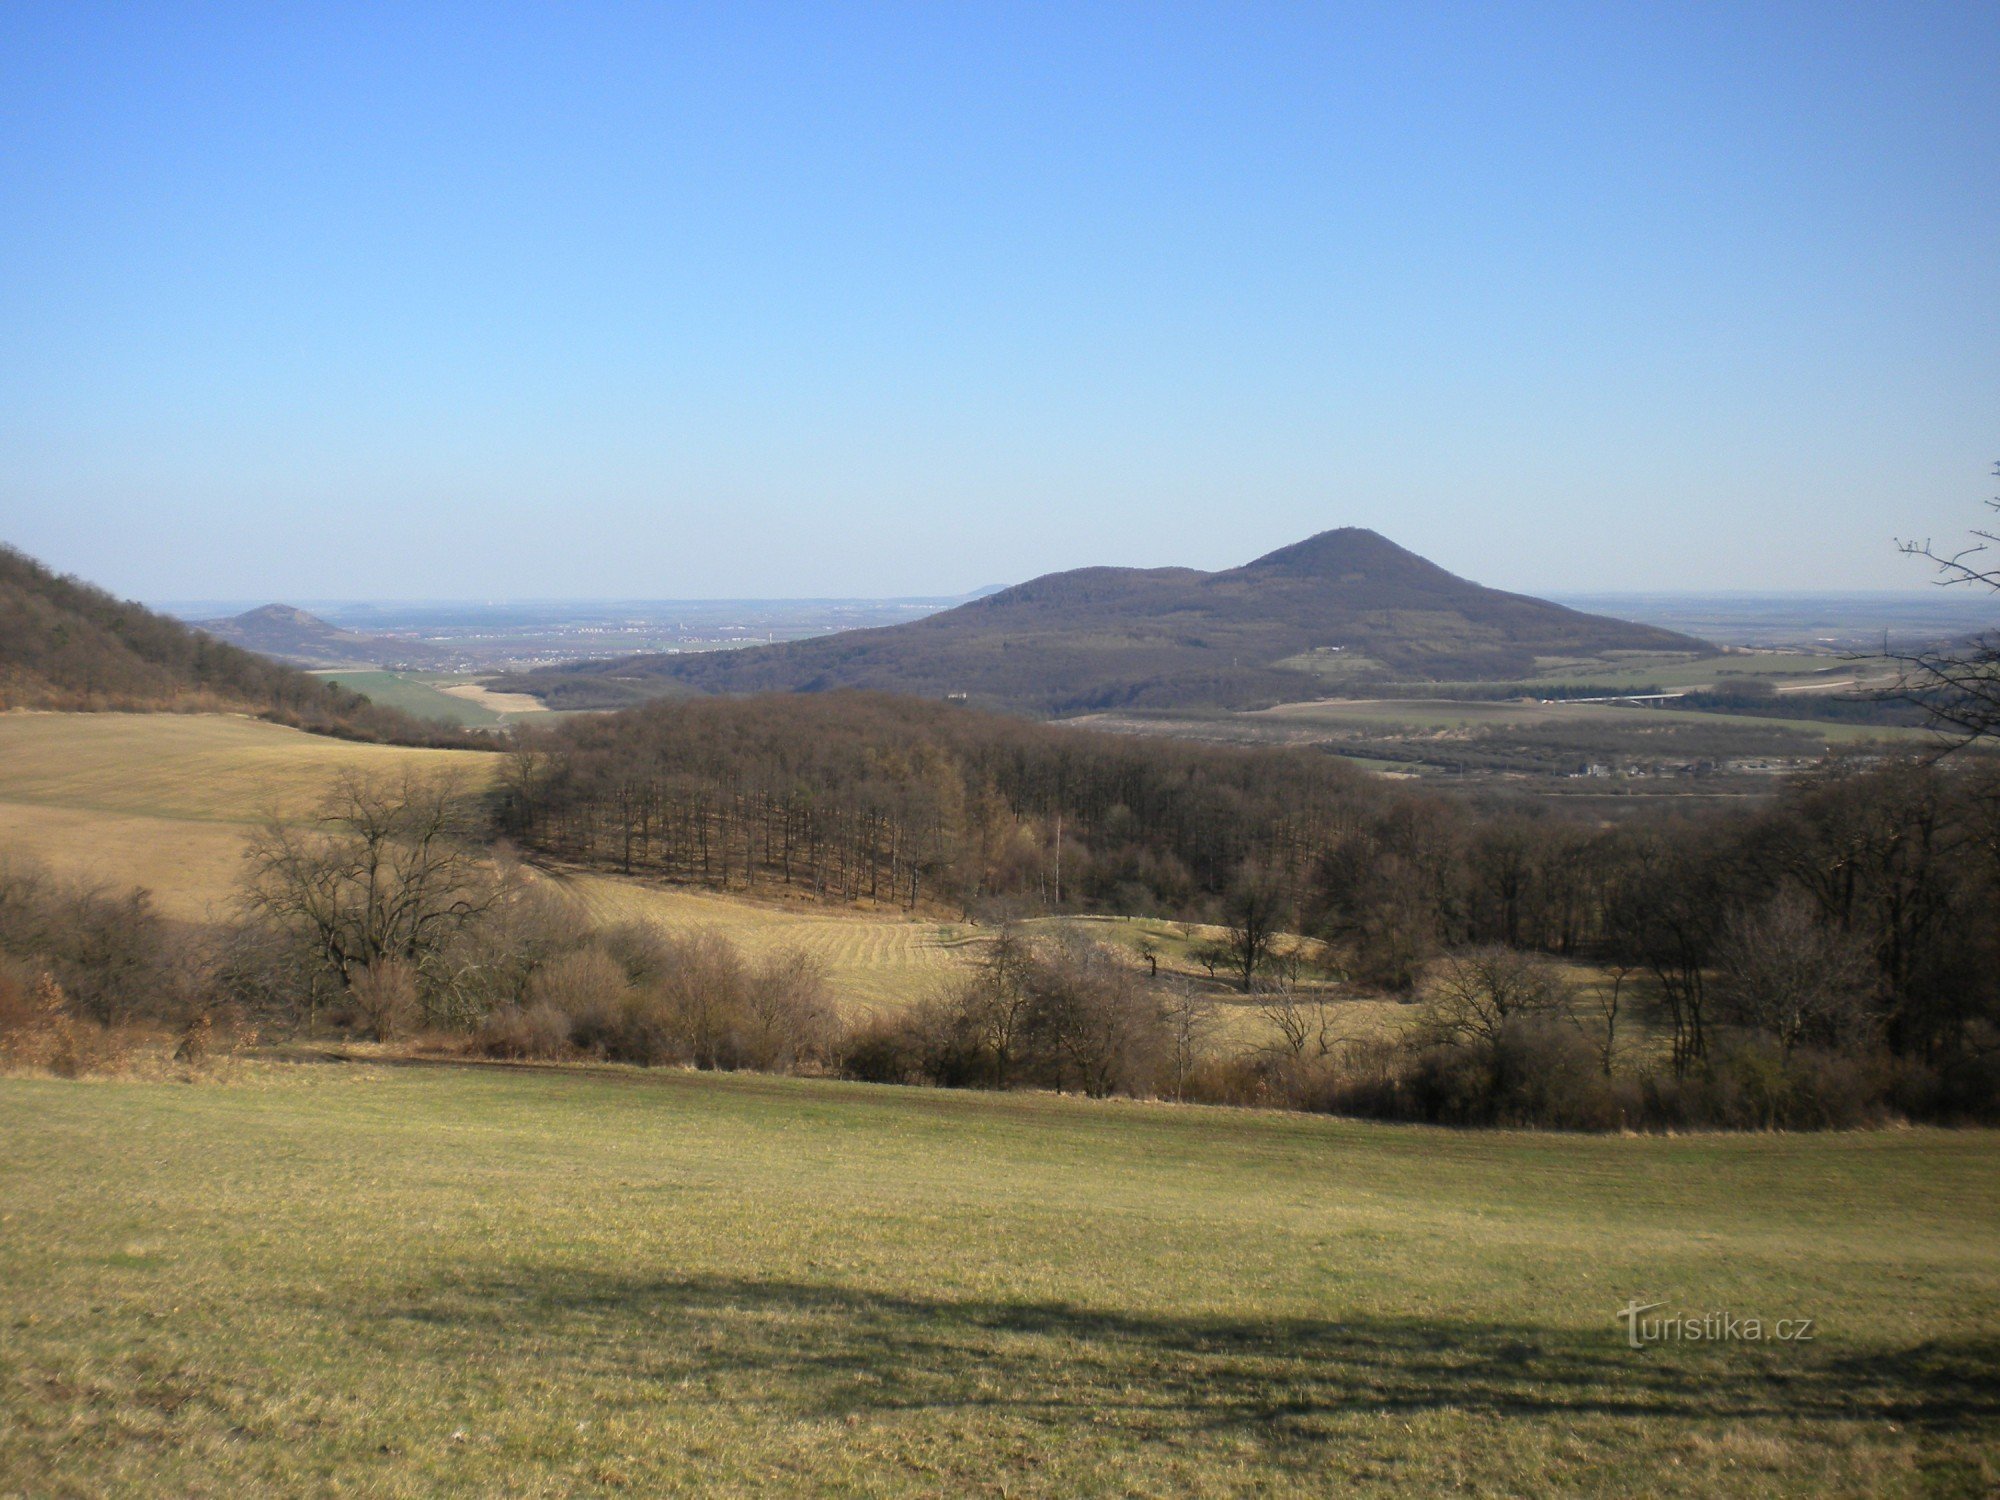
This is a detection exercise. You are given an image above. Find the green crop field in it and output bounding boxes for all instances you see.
[310,671,509,728]
[1498,650,1857,692]
[0,1063,1993,1496]
[1249,697,1930,745]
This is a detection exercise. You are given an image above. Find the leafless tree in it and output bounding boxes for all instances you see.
[1715,891,1877,1057]
[1586,963,1634,1077]
[1261,990,1339,1063]
[1162,983,1221,1100]
[1223,862,1286,993]
[1024,931,1166,1098]
[961,926,1039,1088]
[241,769,510,1024]
[1416,947,1572,1048]
[1891,461,2000,746]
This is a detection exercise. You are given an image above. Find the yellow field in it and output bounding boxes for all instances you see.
[0,712,496,919]
[0,712,1392,1042]
[0,714,1000,1016]
[550,871,981,1017]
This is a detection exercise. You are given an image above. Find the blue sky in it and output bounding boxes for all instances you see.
[2,3,1995,601]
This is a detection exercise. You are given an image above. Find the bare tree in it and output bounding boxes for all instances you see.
[1715,891,1877,1057]
[1416,948,1572,1048]
[1586,963,1634,1077]
[241,769,509,1030]
[1023,931,1165,1098]
[959,925,1039,1088]
[1260,990,1339,1064]
[1161,983,1220,1101]
[1892,461,2000,745]
[1223,862,1286,993]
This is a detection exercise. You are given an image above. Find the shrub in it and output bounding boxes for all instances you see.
[840,1011,931,1085]
[527,947,632,1016]
[0,855,182,1025]
[740,949,837,1072]
[0,968,133,1077]
[477,1002,575,1060]
[346,960,420,1042]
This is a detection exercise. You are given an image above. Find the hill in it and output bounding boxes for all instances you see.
[0,545,476,745]
[502,528,1708,714]
[193,603,451,669]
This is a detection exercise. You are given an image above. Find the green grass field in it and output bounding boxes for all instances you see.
[310,671,509,728]
[0,1063,1993,1496]
[1504,650,1853,692]
[1249,697,1930,746]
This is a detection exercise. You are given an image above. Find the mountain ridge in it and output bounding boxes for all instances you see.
[503,528,1708,714]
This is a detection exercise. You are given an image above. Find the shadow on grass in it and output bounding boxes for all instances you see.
[372,1269,2000,1441]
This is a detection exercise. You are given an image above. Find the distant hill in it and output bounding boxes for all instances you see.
[0,545,477,745]
[502,528,1708,714]
[195,604,450,669]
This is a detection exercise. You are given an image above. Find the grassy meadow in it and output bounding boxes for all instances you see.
[0,1062,1994,1497]
[310,671,509,729]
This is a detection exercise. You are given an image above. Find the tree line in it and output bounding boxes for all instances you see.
[500,692,2000,1116]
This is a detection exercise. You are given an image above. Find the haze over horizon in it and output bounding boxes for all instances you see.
[3,4,1996,602]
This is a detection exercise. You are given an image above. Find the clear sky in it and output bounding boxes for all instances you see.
[2,3,1995,602]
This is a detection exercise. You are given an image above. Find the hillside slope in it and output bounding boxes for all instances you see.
[194,604,451,669]
[508,528,1707,714]
[0,545,475,744]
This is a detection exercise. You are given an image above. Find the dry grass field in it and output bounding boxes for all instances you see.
[0,712,993,1013]
[0,712,1544,1048]
[552,871,983,1018]
[0,712,496,918]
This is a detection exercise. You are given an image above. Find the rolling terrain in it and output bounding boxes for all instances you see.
[1,1063,1992,1495]
[193,604,453,670]
[0,714,989,1015]
[0,713,1360,1041]
[500,528,1707,714]
[0,544,475,745]
[0,713,497,919]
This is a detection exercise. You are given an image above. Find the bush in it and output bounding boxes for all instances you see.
[539,929,837,1074]
[838,928,1168,1099]
[740,949,837,1072]
[345,960,420,1042]
[477,1002,575,1060]
[840,1011,932,1085]
[0,855,183,1025]
[0,967,133,1078]
[527,948,631,1015]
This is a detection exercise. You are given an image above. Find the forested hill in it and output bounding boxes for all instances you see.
[0,545,477,745]
[503,528,1707,715]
